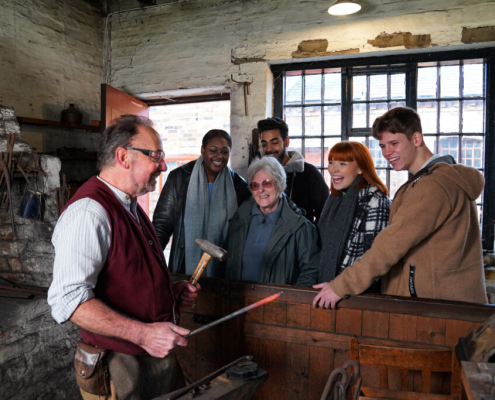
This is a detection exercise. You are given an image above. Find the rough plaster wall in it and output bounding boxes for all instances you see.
[0,0,103,153]
[107,0,495,176]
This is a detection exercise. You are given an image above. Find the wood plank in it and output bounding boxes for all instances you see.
[461,361,495,400]
[245,297,264,322]
[244,322,450,351]
[360,386,456,400]
[310,306,336,331]
[195,325,222,379]
[336,308,362,335]
[285,343,310,400]
[417,316,447,346]
[287,303,311,328]
[245,337,268,400]
[389,314,418,342]
[264,300,287,325]
[172,276,495,323]
[176,328,197,382]
[308,347,334,400]
[362,310,390,339]
[445,319,477,346]
[222,296,243,364]
[264,340,287,400]
[333,349,350,369]
[195,291,221,316]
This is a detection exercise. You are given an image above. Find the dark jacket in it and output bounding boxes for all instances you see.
[152,159,251,273]
[225,195,320,287]
[284,151,329,224]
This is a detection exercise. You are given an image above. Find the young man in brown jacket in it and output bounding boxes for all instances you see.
[313,107,488,308]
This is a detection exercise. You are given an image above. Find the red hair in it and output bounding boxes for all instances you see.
[328,141,389,196]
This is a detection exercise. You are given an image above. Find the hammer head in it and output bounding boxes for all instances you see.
[195,239,228,261]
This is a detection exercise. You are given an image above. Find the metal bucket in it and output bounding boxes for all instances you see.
[19,191,45,221]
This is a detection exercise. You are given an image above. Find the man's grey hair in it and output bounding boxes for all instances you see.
[97,114,154,171]
[247,157,287,197]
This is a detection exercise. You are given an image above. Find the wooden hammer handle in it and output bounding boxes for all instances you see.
[189,253,212,285]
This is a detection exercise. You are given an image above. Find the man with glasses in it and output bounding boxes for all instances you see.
[48,114,199,399]
[258,117,329,224]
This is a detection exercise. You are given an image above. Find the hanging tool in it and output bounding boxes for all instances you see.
[0,134,15,210]
[55,174,70,216]
[189,239,228,285]
[185,292,283,338]
[231,74,252,116]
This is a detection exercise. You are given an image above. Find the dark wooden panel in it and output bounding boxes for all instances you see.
[389,314,418,342]
[171,276,495,400]
[173,276,495,323]
[175,313,197,381]
[244,322,448,351]
[310,306,336,331]
[287,303,311,329]
[362,310,390,339]
[445,320,477,347]
[336,308,362,335]
[308,347,334,400]
[285,343,310,400]
[414,317,447,394]
[195,325,222,379]
[222,296,243,364]
[416,317,446,346]
[264,340,287,400]
[264,300,287,325]
[333,349,350,369]
[245,337,268,400]
[195,292,221,316]
[245,297,264,322]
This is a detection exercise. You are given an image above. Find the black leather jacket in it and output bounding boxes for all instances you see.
[152,159,251,273]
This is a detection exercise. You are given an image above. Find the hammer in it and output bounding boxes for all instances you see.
[189,239,228,285]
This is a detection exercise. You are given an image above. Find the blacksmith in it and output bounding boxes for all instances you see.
[48,114,199,399]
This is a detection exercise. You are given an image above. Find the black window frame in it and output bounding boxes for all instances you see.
[271,47,495,251]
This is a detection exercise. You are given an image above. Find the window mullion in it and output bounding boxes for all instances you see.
[406,63,418,110]
[342,68,351,141]
[482,59,495,251]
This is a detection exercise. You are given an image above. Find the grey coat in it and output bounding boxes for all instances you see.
[225,195,320,287]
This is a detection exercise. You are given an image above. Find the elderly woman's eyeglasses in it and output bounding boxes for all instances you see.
[125,147,165,163]
[250,180,276,191]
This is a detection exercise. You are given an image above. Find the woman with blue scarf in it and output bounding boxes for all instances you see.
[153,130,250,277]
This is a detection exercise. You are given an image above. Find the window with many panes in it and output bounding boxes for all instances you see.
[272,49,495,250]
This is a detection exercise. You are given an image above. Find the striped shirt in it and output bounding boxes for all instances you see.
[47,177,140,324]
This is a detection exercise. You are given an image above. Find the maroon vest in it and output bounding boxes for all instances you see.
[64,177,177,355]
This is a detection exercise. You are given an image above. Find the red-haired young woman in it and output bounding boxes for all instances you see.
[314,141,391,294]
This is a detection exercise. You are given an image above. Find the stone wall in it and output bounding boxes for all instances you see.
[106,0,495,177]
[0,300,80,400]
[0,0,103,154]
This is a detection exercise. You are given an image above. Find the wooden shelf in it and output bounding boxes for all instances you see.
[17,117,100,132]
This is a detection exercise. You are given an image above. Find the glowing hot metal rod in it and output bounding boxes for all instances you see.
[184,292,283,338]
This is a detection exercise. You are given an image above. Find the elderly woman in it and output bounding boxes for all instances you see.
[225,157,320,287]
[153,129,251,277]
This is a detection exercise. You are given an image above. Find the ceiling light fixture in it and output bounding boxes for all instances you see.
[328,0,361,16]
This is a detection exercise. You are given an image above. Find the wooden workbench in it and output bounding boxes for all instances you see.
[173,276,495,400]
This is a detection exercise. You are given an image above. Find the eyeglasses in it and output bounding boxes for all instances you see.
[125,147,165,163]
[249,179,276,191]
